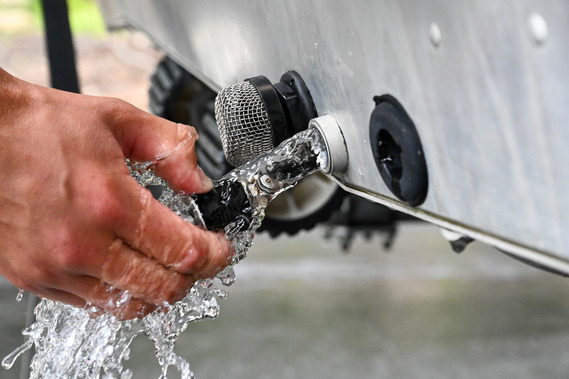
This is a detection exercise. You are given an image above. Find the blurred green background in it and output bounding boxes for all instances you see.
[0,0,104,36]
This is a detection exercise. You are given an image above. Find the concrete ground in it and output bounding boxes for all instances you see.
[2,224,569,379]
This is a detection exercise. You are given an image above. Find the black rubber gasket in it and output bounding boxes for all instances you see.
[369,95,428,206]
[277,71,318,135]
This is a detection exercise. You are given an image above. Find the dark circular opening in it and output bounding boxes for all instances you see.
[377,129,403,181]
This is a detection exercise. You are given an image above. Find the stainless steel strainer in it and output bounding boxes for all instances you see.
[214,72,317,167]
[214,80,276,166]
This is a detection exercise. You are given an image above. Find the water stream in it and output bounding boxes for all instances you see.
[3,127,327,378]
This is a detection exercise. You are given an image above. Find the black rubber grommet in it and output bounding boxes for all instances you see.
[278,71,318,134]
[369,95,428,206]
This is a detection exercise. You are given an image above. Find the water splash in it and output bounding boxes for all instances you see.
[16,289,24,302]
[4,127,327,378]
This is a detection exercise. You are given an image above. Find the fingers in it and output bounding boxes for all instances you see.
[46,240,190,320]
[102,239,194,305]
[114,181,232,278]
[58,162,230,320]
[151,123,214,194]
[105,100,213,194]
[35,243,191,320]
[33,288,86,309]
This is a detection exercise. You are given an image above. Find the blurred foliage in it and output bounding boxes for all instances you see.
[65,0,106,35]
[0,0,105,36]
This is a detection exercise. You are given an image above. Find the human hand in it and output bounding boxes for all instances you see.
[0,69,232,319]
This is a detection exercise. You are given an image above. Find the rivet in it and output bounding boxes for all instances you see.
[529,13,547,46]
[429,23,442,47]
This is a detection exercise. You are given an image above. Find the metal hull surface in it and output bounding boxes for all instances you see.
[98,0,569,272]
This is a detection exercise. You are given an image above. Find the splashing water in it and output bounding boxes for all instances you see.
[3,127,327,378]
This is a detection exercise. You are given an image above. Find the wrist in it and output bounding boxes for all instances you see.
[0,68,42,121]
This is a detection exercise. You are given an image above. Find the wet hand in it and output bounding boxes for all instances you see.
[0,69,232,320]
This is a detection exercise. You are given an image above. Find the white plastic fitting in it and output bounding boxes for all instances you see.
[309,115,348,174]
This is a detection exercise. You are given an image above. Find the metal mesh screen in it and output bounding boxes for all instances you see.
[214,81,275,167]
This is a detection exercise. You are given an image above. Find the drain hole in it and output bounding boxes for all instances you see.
[377,129,403,181]
[369,95,428,206]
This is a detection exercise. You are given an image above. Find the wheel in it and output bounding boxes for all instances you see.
[149,56,230,180]
[148,56,343,236]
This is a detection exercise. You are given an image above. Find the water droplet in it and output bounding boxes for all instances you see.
[314,42,319,49]
[2,339,33,369]
[16,289,24,302]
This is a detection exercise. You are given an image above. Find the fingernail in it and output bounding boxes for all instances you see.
[197,166,214,191]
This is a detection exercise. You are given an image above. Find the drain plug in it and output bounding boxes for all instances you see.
[369,95,428,206]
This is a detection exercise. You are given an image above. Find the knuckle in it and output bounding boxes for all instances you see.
[204,235,231,274]
[103,97,131,119]
[44,229,84,271]
[171,244,207,273]
[93,185,119,222]
[172,233,230,277]
[78,177,124,228]
[54,249,83,271]
[103,97,154,134]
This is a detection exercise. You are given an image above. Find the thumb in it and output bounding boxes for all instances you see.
[106,100,213,194]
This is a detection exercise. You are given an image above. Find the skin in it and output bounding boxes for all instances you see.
[0,68,232,320]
